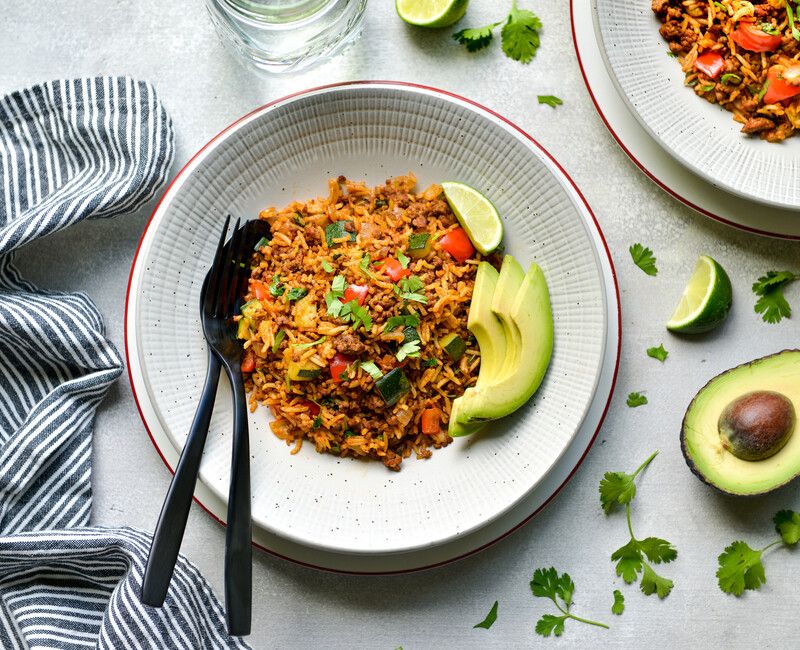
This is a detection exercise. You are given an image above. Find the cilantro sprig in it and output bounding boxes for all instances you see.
[453,1,542,64]
[752,270,797,324]
[717,509,800,596]
[629,243,658,276]
[531,568,608,637]
[473,601,499,629]
[601,451,677,599]
[646,344,668,362]
[394,275,427,303]
[626,392,648,408]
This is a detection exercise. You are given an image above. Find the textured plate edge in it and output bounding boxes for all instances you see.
[572,0,800,238]
[124,80,622,571]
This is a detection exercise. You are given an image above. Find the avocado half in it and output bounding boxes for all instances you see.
[681,350,800,496]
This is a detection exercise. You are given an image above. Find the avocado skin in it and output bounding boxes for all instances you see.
[680,349,800,497]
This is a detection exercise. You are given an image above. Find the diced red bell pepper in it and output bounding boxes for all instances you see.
[421,407,442,434]
[240,350,256,373]
[382,258,411,282]
[329,353,354,383]
[763,65,800,104]
[731,20,782,53]
[694,52,724,80]
[439,228,475,264]
[343,283,369,305]
[250,280,270,301]
[299,399,321,417]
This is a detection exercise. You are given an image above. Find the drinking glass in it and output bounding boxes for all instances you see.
[205,0,368,74]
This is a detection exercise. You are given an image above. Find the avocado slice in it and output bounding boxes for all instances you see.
[681,350,800,496]
[452,260,553,425]
[468,262,506,387]
[491,256,525,382]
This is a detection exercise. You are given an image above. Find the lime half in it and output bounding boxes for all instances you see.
[396,0,468,28]
[667,255,732,333]
[441,181,503,254]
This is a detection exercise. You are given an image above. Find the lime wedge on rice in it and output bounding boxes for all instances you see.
[667,255,732,333]
[441,181,503,255]
[396,0,468,28]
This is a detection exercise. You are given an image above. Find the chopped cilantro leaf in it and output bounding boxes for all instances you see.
[396,339,422,362]
[286,287,308,302]
[538,95,563,108]
[646,344,668,362]
[269,274,285,298]
[774,509,800,545]
[385,314,421,331]
[397,250,410,269]
[627,392,648,407]
[271,329,286,353]
[360,360,383,381]
[453,23,500,52]
[359,253,376,280]
[321,260,334,273]
[611,590,624,615]
[473,600,498,629]
[629,243,658,276]
[292,336,326,349]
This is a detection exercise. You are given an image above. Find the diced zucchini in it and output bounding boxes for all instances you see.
[407,233,432,259]
[287,361,322,381]
[325,220,356,247]
[402,326,420,344]
[237,317,252,340]
[439,332,466,362]
[294,295,317,329]
[241,299,262,319]
[253,236,270,251]
[375,368,411,406]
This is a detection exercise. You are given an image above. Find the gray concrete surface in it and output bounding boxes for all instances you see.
[2,1,799,647]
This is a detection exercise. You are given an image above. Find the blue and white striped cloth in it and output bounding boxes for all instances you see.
[0,77,247,649]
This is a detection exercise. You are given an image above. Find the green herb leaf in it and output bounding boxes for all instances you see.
[698,83,716,93]
[385,314,421,331]
[721,73,742,85]
[599,451,657,513]
[753,271,797,323]
[286,287,308,302]
[342,300,372,331]
[535,614,567,637]
[646,344,668,362]
[408,233,431,249]
[501,2,542,63]
[269,274,285,298]
[394,275,428,304]
[531,568,608,636]
[626,392,648,407]
[473,601,499,629]
[666,50,677,57]
[611,590,624,615]
[321,260,334,273]
[423,358,439,367]
[640,563,674,598]
[453,23,500,52]
[397,250,411,269]
[538,95,563,108]
[359,253,376,279]
[271,329,286,353]
[312,415,322,430]
[629,243,658,276]
[360,360,383,381]
[774,509,800,545]
[292,336,326,349]
[760,21,780,35]
[717,541,766,596]
[396,339,422,362]
[757,79,771,102]
[253,236,270,250]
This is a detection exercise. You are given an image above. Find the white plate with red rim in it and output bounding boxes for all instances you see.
[125,81,620,568]
[594,0,800,211]
[571,0,800,238]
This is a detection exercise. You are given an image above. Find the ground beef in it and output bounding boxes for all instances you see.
[741,117,775,134]
[333,331,366,356]
[382,450,402,471]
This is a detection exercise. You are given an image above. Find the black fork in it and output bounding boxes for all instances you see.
[141,216,268,637]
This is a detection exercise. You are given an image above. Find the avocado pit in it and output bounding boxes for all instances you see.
[718,390,796,461]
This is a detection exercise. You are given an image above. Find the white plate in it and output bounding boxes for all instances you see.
[573,0,800,237]
[594,0,800,210]
[126,82,618,559]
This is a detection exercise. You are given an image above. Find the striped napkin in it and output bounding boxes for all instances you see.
[0,77,248,649]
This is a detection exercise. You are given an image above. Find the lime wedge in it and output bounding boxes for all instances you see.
[441,181,503,255]
[396,0,468,28]
[667,255,732,333]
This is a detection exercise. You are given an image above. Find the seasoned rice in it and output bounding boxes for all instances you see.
[653,0,800,141]
[238,174,491,471]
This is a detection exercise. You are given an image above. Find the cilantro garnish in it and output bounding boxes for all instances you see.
[321,260,334,273]
[359,253,376,280]
[611,590,624,615]
[325,275,347,317]
[646,344,668,362]
[453,23,500,52]
[473,600,499,629]
[292,336,326,349]
[397,250,411,269]
[340,299,372,332]
[501,1,543,63]
[601,451,677,599]
[394,275,427,303]
[752,270,797,323]
[269,274,285,298]
[626,392,648,407]
[787,1,800,41]
[629,243,657,276]
[286,287,308,302]
[531,568,608,637]
[396,339,422,362]
[422,358,439,368]
[359,360,383,381]
[271,329,286,354]
[385,314,421,331]
[538,95,563,108]
[717,509,800,596]
[311,415,322,430]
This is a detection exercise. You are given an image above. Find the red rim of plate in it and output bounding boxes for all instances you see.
[570,0,800,241]
[124,80,622,575]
